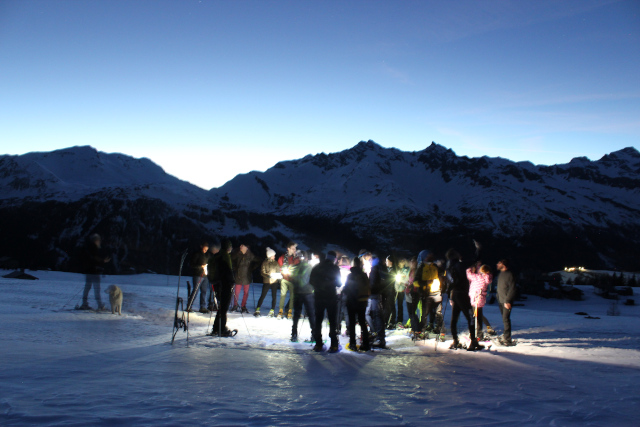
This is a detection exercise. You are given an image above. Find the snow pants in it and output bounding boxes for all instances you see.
[292,292,315,340]
[383,289,396,328]
[82,274,103,306]
[233,284,250,308]
[422,293,442,330]
[257,281,279,310]
[212,284,233,335]
[335,292,349,335]
[347,299,369,349]
[279,280,294,312]
[190,276,208,310]
[406,294,420,332]
[498,302,512,341]
[396,291,405,324]
[365,295,385,343]
[314,294,338,347]
[449,292,475,341]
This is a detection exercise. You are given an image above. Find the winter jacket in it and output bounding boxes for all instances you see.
[467,267,492,308]
[497,270,516,305]
[232,250,257,285]
[83,243,108,275]
[414,262,440,295]
[261,258,281,284]
[291,261,314,294]
[369,260,386,296]
[445,258,470,297]
[344,267,370,303]
[278,254,300,281]
[309,259,341,299]
[210,251,235,289]
[190,250,210,277]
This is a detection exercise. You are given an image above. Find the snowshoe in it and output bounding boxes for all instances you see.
[254,308,261,317]
[76,303,92,310]
[372,340,387,349]
[329,344,341,353]
[231,305,238,312]
[267,309,275,318]
[241,306,249,314]
[449,340,462,350]
[199,307,210,314]
[346,343,358,351]
[290,334,298,342]
[313,343,324,352]
[396,322,405,329]
[287,309,292,320]
[277,309,284,319]
[211,328,238,337]
[497,336,517,346]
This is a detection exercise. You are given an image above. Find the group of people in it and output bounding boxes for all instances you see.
[189,238,517,351]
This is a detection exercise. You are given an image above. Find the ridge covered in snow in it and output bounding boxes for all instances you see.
[211,140,640,237]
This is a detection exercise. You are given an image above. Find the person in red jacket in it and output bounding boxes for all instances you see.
[277,241,300,319]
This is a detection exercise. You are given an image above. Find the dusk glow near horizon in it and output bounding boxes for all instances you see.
[1,0,638,189]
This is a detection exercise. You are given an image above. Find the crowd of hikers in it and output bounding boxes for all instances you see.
[188,239,517,352]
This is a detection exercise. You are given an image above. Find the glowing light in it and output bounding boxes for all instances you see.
[203,265,208,276]
[282,267,290,276]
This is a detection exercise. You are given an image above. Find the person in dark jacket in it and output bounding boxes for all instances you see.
[211,240,236,337]
[290,254,316,342]
[206,241,222,311]
[309,251,342,352]
[496,259,517,345]
[79,233,110,310]
[190,241,211,313]
[343,257,370,351]
[365,254,386,348]
[231,243,257,313]
[445,248,480,350]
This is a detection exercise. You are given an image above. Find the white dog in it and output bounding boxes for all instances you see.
[104,285,123,315]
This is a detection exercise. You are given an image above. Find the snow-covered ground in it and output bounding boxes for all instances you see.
[1,270,639,426]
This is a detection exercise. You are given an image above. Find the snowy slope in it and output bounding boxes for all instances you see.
[0,146,211,206]
[211,141,640,236]
[1,270,639,426]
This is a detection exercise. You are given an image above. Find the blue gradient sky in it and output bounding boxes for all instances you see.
[1,0,638,189]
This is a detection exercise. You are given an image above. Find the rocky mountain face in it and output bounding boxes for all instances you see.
[1,143,639,274]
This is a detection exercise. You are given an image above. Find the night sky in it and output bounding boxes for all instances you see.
[1,0,638,189]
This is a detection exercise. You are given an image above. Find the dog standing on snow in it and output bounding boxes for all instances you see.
[104,285,123,315]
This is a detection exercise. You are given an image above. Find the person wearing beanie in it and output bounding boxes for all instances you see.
[256,247,281,317]
[309,250,342,352]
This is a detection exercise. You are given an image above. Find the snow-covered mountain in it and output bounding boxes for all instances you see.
[212,140,640,233]
[0,145,209,206]
[211,140,640,269]
[1,142,639,273]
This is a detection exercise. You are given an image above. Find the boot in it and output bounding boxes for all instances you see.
[467,339,484,351]
[313,342,324,352]
[254,307,261,317]
[241,306,249,314]
[449,339,462,350]
[231,305,238,312]
[486,326,497,336]
[277,309,284,319]
[287,309,292,319]
[199,307,210,314]
[290,333,298,342]
[268,309,275,318]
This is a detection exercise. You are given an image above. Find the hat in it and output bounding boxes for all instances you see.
[266,247,276,258]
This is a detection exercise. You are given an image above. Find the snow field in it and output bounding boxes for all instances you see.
[1,271,639,426]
